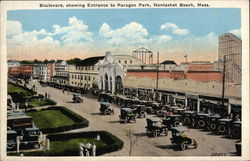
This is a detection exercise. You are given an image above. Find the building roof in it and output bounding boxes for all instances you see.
[78,56,104,66]
[161,60,176,65]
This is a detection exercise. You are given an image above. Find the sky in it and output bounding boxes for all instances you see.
[7,8,241,64]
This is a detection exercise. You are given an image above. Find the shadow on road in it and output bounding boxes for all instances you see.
[91,112,101,115]
[133,132,148,137]
[107,120,121,124]
[156,145,174,150]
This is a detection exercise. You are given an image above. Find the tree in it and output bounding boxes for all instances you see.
[43,59,49,64]
[124,129,140,156]
[66,58,81,65]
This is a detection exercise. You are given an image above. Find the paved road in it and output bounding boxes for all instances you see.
[28,80,238,156]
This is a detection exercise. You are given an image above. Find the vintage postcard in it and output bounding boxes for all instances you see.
[0,0,249,161]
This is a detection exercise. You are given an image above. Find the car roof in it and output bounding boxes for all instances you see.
[25,127,40,131]
[100,102,110,105]
[147,117,161,122]
[7,130,17,134]
[184,111,197,114]
[172,126,188,132]
[218,118,232,122]
[121,108,133,112]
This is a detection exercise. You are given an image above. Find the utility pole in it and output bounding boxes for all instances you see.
[156,52,159,101]
[221,55,226,112]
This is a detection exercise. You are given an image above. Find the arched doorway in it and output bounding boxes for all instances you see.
[105,74,109,92]
[115,75,123,94]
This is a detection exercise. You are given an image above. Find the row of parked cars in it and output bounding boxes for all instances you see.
[98,92,241,152]
[7,112,42,151]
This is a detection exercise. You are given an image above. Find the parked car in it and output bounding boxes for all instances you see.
[217,118,233,135]
[132,104,146,118]
[145,117,168,137]
[193,113,210,129]
[119,108,136,123]
[7,130,17,150]
[162,114,183,129]
[7,115,33,132]
[182,111,197,126]
[170,126,198,151]
[72,94,83,103]
[99,102,114,115]
[21,127,41,149]
[207,114,223,131]
[228,121,241,139]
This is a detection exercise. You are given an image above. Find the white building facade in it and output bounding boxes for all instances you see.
[98,52,145,94]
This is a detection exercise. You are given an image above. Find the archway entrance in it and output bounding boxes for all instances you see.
[105,74,109,92]
[115,75,123,94]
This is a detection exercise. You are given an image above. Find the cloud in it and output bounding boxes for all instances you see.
[53,16,93,44]
[229,28,241,37]
[99,22,149,46]
[7,21,23,38]
[160,22,189,35]
[99,22,172,47]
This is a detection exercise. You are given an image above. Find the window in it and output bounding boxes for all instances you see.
[92,66,94,70]
[125,60,127,64]
[130,60,132,64]
[118,60,121,63]
[81,75,83,80]
[85,76,87,80]
[88,76,91,81]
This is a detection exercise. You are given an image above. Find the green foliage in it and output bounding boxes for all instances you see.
[27,106,89,133]
[8,83,35,96]
[27,110,75,129]
[9,131,124,156]
[66,58,81,65]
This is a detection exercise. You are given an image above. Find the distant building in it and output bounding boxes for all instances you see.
[7,60,20,68]
[188,61,214,71]
[52,60,69,87]
[98,51,145,94]
[218,33,242,84]
[68,56,104,92]
[33,64,49,82]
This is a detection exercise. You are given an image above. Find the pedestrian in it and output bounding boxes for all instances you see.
[45,92,47,98]
[62,89,65,94]
[91,143,96,156]
[48,94,50,98]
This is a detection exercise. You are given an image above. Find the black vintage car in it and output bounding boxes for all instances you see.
[235,141,241,156]
[145,117,168,137]
[98,93,109,102]
[72,94,83,103]
[162,114,183,129]
[170,126,198,151]
[207,114,223,131]
[132,104,146,118]
[193,113,211,129]
[228,121,241,139]
[119,108,136,123]
[182,111,197,126]
[21,127,41,149]
[217,118,233,135]
[99,102,114,115]
[7,130,17,150]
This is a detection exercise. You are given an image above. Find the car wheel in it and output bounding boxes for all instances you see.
[174,121,181,127]
[180,142,186,151]
[7,140,16,150]
[104,110,108,115]
[198,120,205,128]
[164,129,168,136]
[193,139,198,149]
[124,118,128,124]
[34,143,40,149]
[232,128,240,136]
[183,117,191,125]
[210,123,216,130]
[153,131,158,137]
[218,125,226,133]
